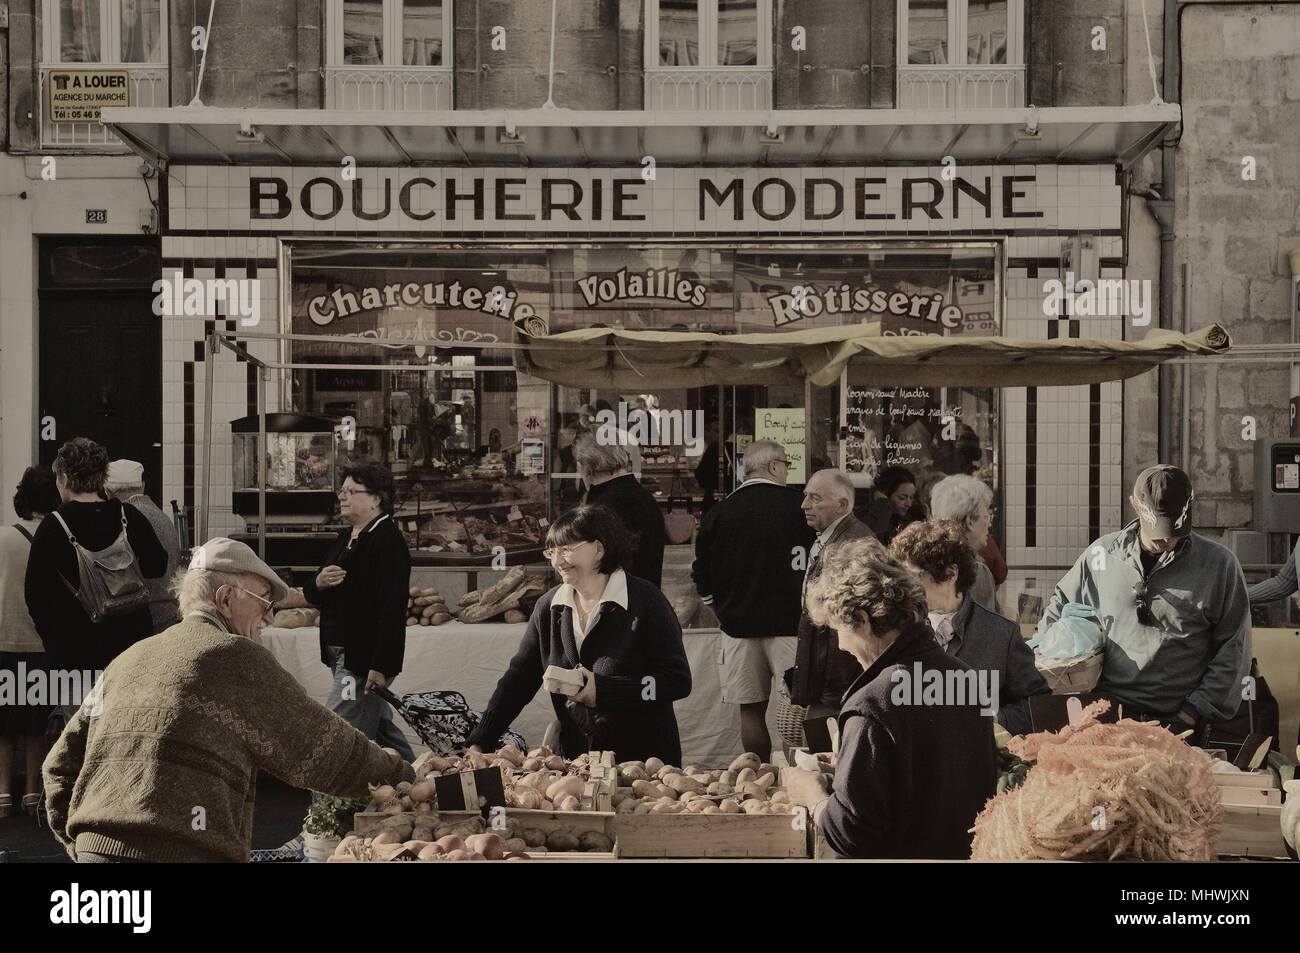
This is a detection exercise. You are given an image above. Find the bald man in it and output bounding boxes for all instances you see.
[789,468,877,752]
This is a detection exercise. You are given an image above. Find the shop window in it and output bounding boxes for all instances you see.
[326,0,453,109]
[897,0,1023,108]
[645,0,772,109]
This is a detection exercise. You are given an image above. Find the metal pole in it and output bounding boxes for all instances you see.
[258,366,267,560]
[189,0,218,106]
[200,333,216,543]
[1181,262,1190,474]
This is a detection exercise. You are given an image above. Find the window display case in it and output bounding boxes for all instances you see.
[231,413,339,524]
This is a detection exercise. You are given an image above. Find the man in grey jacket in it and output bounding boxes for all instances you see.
[106,460,182,634]
[1038,465,1251,737]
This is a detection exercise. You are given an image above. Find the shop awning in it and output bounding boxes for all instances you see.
[100,104,1179,168]
[516,323,1231,389]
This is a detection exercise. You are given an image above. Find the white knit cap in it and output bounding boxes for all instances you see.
[105,459,145,489]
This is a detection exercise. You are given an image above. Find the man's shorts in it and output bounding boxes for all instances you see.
[718,633,797,705]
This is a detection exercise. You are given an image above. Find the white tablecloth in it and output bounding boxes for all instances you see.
[260,623,787,766]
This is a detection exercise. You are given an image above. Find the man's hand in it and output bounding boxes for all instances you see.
[365,670,386,694]
[785,766,832,809]
[573,666,597,707]
[316,565,347,589]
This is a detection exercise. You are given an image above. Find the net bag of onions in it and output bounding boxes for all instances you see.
[970,699,1223,861]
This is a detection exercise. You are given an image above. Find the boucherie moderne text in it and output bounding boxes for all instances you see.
[246,170,1049,230]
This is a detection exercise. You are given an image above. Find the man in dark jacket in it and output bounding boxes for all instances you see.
[575,432,666,587]
[785,540,997,859]
[790,468,875,750]
[692,440,814,759]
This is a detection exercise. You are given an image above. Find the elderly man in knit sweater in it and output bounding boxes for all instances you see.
[43,537,413,863]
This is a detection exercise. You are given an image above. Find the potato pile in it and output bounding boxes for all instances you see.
[406,586,453,627]
[409,744,603,812]
[458,566,547,624]
[333,809,612,861]
[362,779,437,814]
[612,752,796,816]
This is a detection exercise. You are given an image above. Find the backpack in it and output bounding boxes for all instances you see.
[50,502,150,623]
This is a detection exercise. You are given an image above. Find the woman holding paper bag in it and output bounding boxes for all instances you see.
[466,505,691,763]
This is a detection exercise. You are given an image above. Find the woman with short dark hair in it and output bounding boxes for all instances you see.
[466,504,691,763]
[24,439,168,675]
[783,538,996,859]
[303,460,413,761]
[891,520,1049,736]
[1,467,62,817]
[861,466,923,545]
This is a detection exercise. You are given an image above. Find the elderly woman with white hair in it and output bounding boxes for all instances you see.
[928,474,999,612]
[574,432,667,587]
[42,537,412,863]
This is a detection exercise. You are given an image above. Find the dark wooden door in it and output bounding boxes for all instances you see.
[38,289,163,502]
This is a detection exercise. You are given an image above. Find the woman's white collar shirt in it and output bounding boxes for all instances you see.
[552,569,630,647]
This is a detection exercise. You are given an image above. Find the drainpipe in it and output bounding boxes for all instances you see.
[1141,0,1180,466]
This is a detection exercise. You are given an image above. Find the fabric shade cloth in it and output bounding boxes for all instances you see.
[516,322,1231,389]
[260,621,789,765]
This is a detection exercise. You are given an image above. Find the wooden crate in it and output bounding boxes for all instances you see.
[612,812,809,859]
[1219,804,1288,858]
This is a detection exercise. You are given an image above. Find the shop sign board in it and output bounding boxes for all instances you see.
[173,164,1122,235]
[48,69,129,122]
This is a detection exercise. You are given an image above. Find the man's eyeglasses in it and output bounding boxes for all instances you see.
[235,586,276,617]
[543,540,594,561]
[1132,582,1156,627]
[773,458,790,468]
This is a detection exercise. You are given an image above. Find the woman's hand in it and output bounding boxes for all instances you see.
[785,766,832,809]
[316,565,347,589]
[572,665,597,707]
[364,670,386,694]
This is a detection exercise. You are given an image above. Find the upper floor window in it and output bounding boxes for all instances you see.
[648,0,771,69]
[329,0,451,68]
[645,0,772,110]
[46,0,165,64]
[897,0,1023,108]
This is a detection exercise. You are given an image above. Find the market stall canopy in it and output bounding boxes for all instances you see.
[516,323,1231,389]
[99,104,1179,169]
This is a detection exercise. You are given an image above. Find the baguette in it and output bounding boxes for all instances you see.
[459,590,483,607]
[476,565,527,606]
[459,577,533,624]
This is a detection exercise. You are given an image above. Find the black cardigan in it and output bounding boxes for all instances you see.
[819,621,997,859]
[691,481,813,637]
[302,514,411,680]
[947,595,1051,736]
[466,572,691,763]
[24,499,169,673]
[583,474,667,587]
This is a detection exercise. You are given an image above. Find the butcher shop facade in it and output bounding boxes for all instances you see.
[149,152,1135,598]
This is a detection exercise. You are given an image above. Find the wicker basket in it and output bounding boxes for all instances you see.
[773,688,807,748]
[1036,649,1105,694]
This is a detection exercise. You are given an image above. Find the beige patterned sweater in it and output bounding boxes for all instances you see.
[43,616,414,862]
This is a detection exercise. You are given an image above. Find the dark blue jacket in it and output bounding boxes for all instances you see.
[820,621,997,859]
[467,572,691,763]
[947,595,1051,736]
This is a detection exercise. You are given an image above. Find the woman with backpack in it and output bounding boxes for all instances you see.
[23,438,168,678]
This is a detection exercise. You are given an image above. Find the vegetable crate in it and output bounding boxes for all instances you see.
[1219,804,1288,858]
[611,812,809,859]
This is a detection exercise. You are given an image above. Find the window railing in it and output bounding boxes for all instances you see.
[645,66,772,111]
[897,65,1025,109]
[39,64,167,149]
[325,66,454,111]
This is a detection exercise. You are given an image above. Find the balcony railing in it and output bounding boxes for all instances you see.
[39,64,168,149]
[326,66,454,111]
[645,67,772,111]
[897,65,1025,110]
